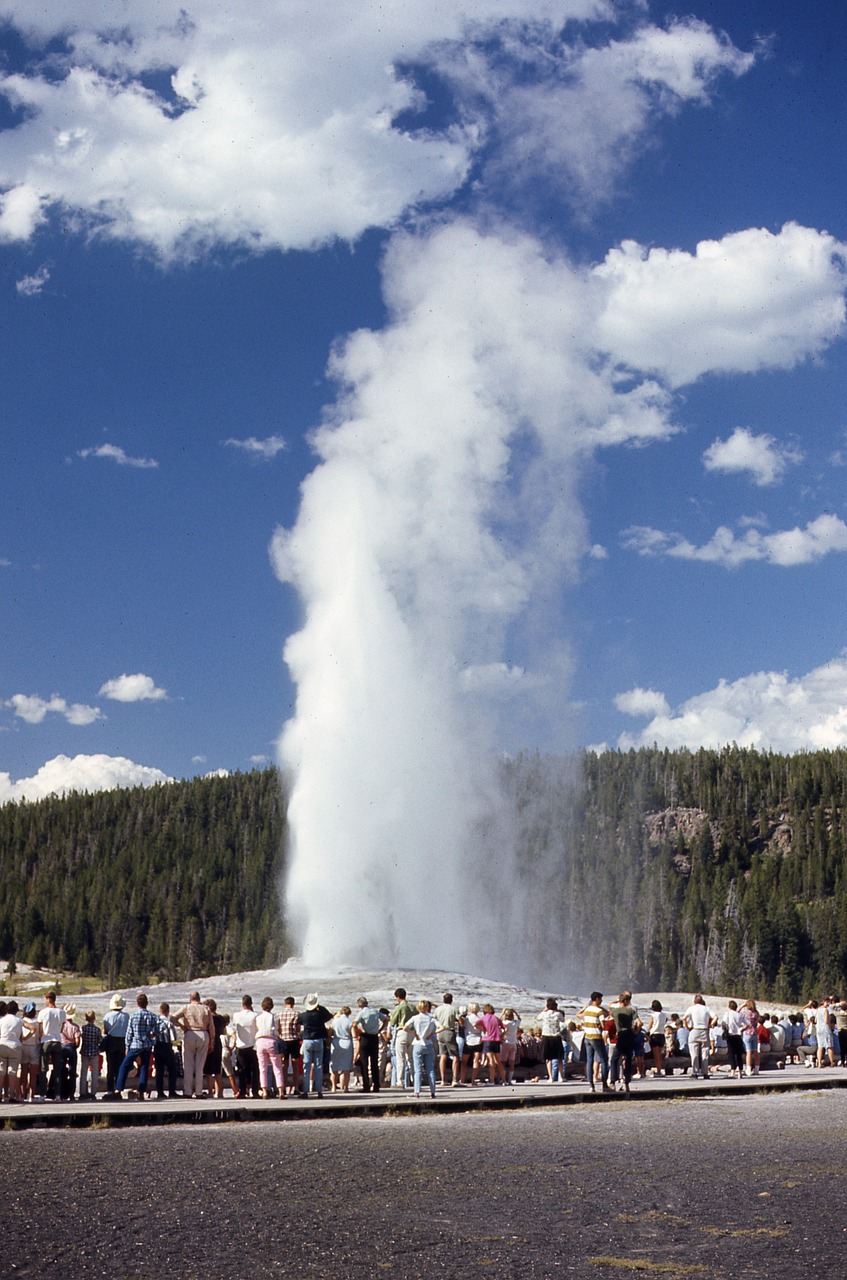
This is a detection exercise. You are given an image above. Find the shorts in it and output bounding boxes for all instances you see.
[542,1035,564,1060]
[462,1042,482,1057]
[482,1040,501,1055]
[437,1032,459,1059]
[20,1044,40,1066]
[0,1049,21,1075]
[501,1043,517,1068]
[742,1033,758,1053]
[279,1039,301,1064]
[649,1034,665,1049]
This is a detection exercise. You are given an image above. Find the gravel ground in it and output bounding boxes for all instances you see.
[3,1090,844,1278]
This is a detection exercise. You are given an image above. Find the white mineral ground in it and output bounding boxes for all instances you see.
[40,960,800,1021]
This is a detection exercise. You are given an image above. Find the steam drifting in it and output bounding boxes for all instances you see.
[272,221,672,980]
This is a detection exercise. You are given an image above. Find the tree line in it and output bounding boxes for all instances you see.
[0,768,286,986]
[1,748,847,998]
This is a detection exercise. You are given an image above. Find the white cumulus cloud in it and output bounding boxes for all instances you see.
[614,687,670,718]
[0,753,172,805]
[0,3,755,258]
[98,673,167,702]
[78,443,158,468]
[594,223,847,387]
[616,655,847,753]
[702,426,802,487]
[622,513,847,568]
[6,693,102,726]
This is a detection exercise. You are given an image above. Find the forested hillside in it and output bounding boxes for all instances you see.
[546,746,847,1000]
[0,769,286,985]
[2,748,847,998]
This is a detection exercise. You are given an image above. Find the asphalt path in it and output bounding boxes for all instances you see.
[2,1088,844,1278]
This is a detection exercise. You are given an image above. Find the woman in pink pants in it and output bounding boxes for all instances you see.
[255,997,285,1098]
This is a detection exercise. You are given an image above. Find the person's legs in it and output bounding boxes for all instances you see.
[412,1041,424,1094]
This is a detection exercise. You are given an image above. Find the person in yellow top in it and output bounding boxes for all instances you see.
[579,991,612,1094]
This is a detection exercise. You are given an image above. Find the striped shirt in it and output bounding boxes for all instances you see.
[581,1003,607,1040]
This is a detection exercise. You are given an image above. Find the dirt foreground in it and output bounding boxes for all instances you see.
[2,1087,842,1278]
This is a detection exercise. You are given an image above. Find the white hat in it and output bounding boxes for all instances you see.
[304,992,319,1010]
[109,993,126,1010]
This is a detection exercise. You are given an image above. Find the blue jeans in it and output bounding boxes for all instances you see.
[412,1041,436,1096]
[584,1037,609,1088]
[116,1047,152,1094]
[301,1038,324,1095]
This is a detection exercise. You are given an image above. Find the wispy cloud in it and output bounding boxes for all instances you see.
[224,435,287,461]
[622,513,847,568]
[702,427,802,487]
[98,673,167,703]
[616,654,847,753]
[78,443,159,469]
[6,693,103,726]
[15,263,50,296]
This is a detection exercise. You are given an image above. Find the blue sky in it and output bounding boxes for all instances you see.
[1,1,847,804]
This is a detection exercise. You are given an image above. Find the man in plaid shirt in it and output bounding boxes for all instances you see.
[79,1011,102,1099]
[113,994,159,1100]
[278,996,302,1096]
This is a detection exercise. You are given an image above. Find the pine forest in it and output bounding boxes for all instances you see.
[1,748,847,1000]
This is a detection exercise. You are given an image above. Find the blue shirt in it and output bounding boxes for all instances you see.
[125,1008,159,1053]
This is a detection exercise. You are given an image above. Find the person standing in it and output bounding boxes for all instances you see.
[277,996,302,1096]
[78,1011,101,1100]
[646,1001,667,1078]
[579,992,612,1094]
[232,995,260,1098]
[814,997,836,1069]
[740,999,760,1076]
[389,988,416,1088]
[0,999,24,1102]
[609,993,639,1092]
[539,998,566,1084]
[724,1001,745,1078]
[435,994,460,1086]
[172,991,215,1098]
[330,1006,355,1093]
[404,1000,438,1098]
[683,995,715,1080]
[102,994,129,1096]
[255,997,285,1098]
[299,993,332,1098]
[352,997,387,1093]
[37,991,66,1100]
[115,994,159,1100]
[60,1004,81,1099]
[153,1003,179,1099]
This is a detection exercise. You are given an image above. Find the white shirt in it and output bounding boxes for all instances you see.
[0,1013,23,1049]
[232,1009,258,1048]
[37,1005,65,1042]
[684,1004,713,1035]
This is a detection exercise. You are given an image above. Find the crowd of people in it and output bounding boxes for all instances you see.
[0,985,845,1103]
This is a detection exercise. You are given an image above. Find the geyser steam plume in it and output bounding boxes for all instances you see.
[273,219,671,983]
